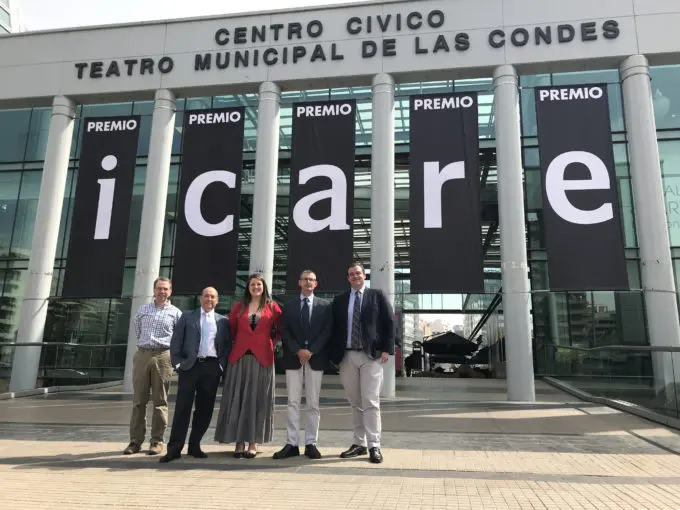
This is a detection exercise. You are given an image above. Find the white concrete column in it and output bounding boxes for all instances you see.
[493,65,536,402]
[371,73,396,398]
[249,81,281,290]
[10,96,77,392]
[621,55,680,391]
[123,89,176,392]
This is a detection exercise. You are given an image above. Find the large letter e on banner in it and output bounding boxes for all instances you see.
[545,150,613,225]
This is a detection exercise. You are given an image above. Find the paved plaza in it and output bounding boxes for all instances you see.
[2,377,680,509]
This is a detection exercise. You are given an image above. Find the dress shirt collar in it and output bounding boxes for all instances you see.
[201,308,215,319]
[300,293,314,302]
[353,286,366,296]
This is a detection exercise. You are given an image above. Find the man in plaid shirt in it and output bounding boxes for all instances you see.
[123,277,182,456]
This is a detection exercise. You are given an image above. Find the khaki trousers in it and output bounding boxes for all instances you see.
[339,350,383,448]
[129,348,173,445]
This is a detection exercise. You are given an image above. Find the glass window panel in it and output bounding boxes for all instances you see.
[0,171,21,258]
[660,141,680,247]
[55,169,75,260]
[0,8,9,26]
[172,111,184,154]
[132,101,154,115]
[10,171,41,259]
[126,165,146,258]
[0,109,30,162]
[552,69,619,86]
[520,87,537,137]
[608,83,625,133]
[24,108,52,161]
[162,165,180,258]
[0,268,25,344]
[650,65,680,130]
[136,115,152,156]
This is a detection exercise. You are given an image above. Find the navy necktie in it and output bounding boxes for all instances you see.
[301,297,311,330]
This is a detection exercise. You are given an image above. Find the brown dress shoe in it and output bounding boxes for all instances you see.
[123,442,141,455]
[147,442,163,455]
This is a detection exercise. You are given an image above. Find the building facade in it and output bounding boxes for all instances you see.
[1,0,679,399]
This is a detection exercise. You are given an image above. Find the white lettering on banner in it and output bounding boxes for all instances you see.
[423,161,465,228]
[187,111,242,124]
[538,87,604,102]
[295,103,353,117]
[413,96,474,110]
[184,170,236,236]
[293,164,350,232]
[86,119,138,132]
[94,155,118,240]
[545,150,613,225]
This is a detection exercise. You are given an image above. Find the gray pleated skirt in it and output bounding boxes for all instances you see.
[214,354,274,444]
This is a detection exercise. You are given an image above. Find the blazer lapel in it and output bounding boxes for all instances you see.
[360,288,371,315]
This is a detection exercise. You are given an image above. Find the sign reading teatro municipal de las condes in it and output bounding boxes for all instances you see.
[72,8,621,80]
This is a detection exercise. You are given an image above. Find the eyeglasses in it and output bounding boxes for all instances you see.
[300,277,317,282]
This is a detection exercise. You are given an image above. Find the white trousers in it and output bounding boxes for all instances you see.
[338,350,383,448]
[285,364,324,446]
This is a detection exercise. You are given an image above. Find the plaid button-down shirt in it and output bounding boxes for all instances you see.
[134,301,182,349]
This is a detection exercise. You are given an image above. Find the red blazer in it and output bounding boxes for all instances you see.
[227,301,282,367]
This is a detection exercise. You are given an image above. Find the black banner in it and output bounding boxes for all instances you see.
[409,93,484,293]
[535,85,628,290]
[172,107,245,295]
[62,116,141,298]
[286,100,356,292]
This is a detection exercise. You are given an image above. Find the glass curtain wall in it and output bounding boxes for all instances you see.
[3,66,678,384]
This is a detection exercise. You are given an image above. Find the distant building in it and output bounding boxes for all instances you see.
[1,0,25,34]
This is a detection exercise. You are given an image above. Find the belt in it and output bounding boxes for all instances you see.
[346,348,363,351]
[197,356,218,362]
[138,346,169,352]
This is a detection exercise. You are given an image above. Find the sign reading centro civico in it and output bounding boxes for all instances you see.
[72,12,620,79]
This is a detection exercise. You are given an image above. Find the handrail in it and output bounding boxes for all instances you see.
[544,344,680,353]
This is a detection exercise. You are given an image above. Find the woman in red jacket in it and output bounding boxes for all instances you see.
[214,273,282,458]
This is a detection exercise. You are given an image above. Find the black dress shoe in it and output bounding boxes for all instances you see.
[159,451,181,463]
[273,444,300,459]
[234,451,245,459]
[340,444,368,458]
[369,447,383,464]
[187,447,208,459]
[304,444,322,459]
[243,450,258,459]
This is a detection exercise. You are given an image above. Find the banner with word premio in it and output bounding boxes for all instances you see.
[286,100,356,292]
[172,107,245,295]
[535,85,628,290]
[409,93,484,293]
[62,116,141,298]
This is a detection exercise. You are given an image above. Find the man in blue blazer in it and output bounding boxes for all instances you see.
[330,262,394,464]
[159,287,230,463]
[273,269,332,460]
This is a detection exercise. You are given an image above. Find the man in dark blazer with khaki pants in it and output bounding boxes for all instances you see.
[159,287,230,463]
[274,269,332,460]
[330,262,394,464]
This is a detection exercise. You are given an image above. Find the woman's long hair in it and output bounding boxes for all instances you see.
[239,273,271,316]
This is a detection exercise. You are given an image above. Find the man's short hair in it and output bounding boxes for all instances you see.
[347,262,365,274]
[153,277,172,288]
[299,269,316,279]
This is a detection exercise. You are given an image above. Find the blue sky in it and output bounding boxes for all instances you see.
[19,0,368,31]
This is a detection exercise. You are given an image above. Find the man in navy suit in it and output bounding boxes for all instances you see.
[273,269,332,460]
[159,287,230,463]
[330,263,395,464]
